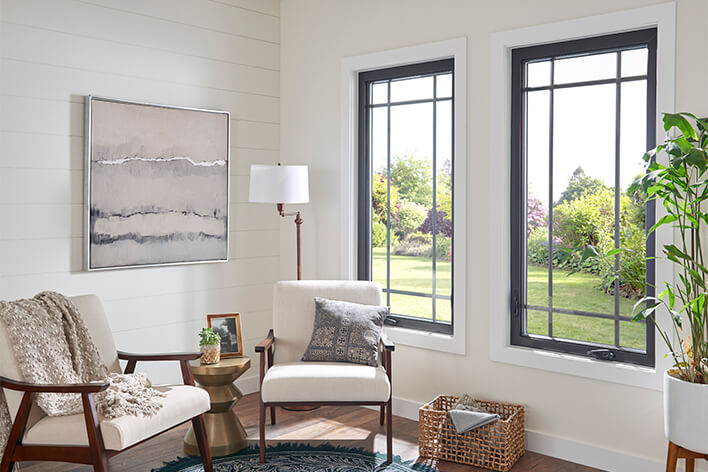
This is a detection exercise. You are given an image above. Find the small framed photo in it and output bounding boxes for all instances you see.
[207,313,243,357]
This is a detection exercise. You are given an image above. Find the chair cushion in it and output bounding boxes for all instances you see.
[69,295,121,374]
[273,281,384,364]
[302,297,388,366]
[260,362,390,403]
[22,385,209,451]
[0,294,121,423]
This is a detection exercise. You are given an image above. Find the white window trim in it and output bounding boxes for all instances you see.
[489,3,676,390]
[340,38,467,355]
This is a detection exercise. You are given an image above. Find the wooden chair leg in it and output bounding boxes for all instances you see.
[379,405,385,425]
[270,406,276,425]
[686,457,695,472]
[386,398,393,463]
[666,441,679,472]
[0,454,15,472]
[259,400,266,463]
[192,415,213,472]
[81,393,110,472]
[92,454,110,472]
[0,392,33,472]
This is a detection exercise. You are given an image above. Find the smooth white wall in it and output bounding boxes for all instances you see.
[280,0,708,468]
[0,0,281,386]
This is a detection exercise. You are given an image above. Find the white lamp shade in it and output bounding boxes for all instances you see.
[248,164,309,204]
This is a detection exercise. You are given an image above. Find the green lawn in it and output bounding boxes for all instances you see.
[372,247,451,321]
[527,264,645,349]
[372,247,645,349]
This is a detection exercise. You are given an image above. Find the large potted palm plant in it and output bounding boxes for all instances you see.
[631,112,708,452]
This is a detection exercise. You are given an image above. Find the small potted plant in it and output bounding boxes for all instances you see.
[199,327,221,365]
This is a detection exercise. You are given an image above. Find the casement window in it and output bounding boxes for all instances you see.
[357,59,454,334]
[510,29,657,366]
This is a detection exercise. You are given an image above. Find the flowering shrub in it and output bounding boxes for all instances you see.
[393,239,430,257]
[418,209,452,237]
[395,200,428,236]
[527,194,547,234]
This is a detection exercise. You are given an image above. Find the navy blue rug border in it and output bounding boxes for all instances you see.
[152,442,439,472]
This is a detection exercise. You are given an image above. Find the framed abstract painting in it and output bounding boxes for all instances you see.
[85,96,230,270]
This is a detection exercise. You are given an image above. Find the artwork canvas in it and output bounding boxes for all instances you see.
[207,314,243,357]
[86,96,229,270]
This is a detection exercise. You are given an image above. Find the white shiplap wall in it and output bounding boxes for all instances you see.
[0,0,280,386]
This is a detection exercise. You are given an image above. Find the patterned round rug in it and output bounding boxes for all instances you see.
[152,443,437,472]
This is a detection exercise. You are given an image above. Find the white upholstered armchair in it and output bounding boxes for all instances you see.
[255,280,394,463]
[0,295,213,472]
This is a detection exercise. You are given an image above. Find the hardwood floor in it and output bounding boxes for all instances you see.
[19,392,602,472]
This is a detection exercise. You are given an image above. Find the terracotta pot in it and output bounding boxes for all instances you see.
[200,344,220,364]
[664,370,708,453]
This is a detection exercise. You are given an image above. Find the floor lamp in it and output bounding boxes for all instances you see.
[248,164,309,280]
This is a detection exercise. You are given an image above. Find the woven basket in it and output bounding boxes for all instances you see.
[418,395,525,472]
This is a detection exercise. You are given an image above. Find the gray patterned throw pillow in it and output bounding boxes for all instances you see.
[301,297,389,366]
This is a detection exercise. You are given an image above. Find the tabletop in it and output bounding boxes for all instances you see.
[189,356,251,376]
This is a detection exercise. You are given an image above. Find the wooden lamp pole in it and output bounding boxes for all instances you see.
[276,203,303,280]
[276,203,314,411]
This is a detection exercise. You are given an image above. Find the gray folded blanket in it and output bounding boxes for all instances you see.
[449,394,500,434]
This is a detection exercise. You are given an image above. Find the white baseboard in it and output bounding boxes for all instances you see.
[526,429,667,472]
[384,396,673,472]
[235,374,260,395]
[237,385,671,471]
[389,394,422,420]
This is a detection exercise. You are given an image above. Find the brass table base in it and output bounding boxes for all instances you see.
[184,357,251,458]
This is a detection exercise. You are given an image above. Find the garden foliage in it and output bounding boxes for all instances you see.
[373,155,453,259]
[528,165,647,299]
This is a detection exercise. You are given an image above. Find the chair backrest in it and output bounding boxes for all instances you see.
[272,280,383,364]
[0,294,121,422]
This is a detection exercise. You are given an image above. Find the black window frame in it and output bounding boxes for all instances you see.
[510,29,657,367]
[357,59,455,335]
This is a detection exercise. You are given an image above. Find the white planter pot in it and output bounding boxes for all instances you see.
[664,370,708,453]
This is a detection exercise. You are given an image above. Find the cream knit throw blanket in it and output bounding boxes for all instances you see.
[0,292,166,466]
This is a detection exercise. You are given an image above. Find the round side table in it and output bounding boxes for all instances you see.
[183,356,251,457]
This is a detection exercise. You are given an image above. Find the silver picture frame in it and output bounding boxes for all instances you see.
[85,95,231,271]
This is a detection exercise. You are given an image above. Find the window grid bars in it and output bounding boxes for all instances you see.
[385,288,451,300]
[510,28,657,366]
[386,80,391,308]
[547,58,555,338]
[613,51,622,348]
[369,97,452,108]
[524,73,648,92]
[368,73,452,323]
[524,51,649,341]
[432,75,438,323]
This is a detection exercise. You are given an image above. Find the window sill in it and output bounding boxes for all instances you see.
[385,324,465,355]
[490,342,661,390]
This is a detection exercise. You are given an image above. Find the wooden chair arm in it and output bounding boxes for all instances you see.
[255,329,274,353]
[256,330,275,391]
[380,331,395,351]
[0,376,109,393]
[117,351,203,361]
[117,351,202,385]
